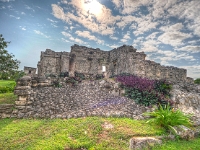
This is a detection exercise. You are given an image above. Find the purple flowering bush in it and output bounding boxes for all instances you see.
[115,74,172,107]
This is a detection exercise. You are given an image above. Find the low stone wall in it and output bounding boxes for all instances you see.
[1,76,200,125]
[0,104,14,118]
[13,76,151,119]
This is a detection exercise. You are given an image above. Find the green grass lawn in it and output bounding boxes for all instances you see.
[152,138,200,150]
[0,117,165,150]
[0,80,16,87]
[0,117,199,150]
[0,80,17,104]
[0,93,17,104]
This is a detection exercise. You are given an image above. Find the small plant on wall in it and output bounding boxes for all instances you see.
[194,78,200,84]
[52,80,62,88]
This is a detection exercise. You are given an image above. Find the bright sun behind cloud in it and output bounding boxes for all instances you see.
[84,0,102,16]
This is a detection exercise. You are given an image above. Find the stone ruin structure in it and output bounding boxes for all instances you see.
[24,66,36,77]
[37,44,193,84]
[1,44,200,127]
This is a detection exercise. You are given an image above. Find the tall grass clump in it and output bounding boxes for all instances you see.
[144,104,192,130]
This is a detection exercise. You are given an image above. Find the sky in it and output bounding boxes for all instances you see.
[0,0,200,79]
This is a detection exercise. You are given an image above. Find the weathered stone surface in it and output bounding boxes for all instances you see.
[0,104,14,118]
[13,79,152,119]
[171,125,195,140]
[129,137,162,150]
[171,85,200,125]
[37,45,192,84]
[14,89,31,95]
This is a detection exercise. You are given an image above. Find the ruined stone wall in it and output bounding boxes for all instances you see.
[5,76,199,126]
[37,49,70,76]
[24,66,37,77]
[171,84,200,126]
[12,76,150,119]
[37,44,192,84]
[70,44,109,75]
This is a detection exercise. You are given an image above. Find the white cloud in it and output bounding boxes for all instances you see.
[158,23,191,47]
[116,15,135,29]
[64,26,68,30]
[167,0,200,37]
[146,32,159,40]
[181,65,200,79]
[51,1,120,35]
[160,23,183,32]
[0,0,14,2]
[75,30,104,44]
[110,35,118,40]
[120,32,131,43]
[9,15,20,19]
[21,12,25,15]
[157,51,196,65]
[106,44,120,49]
[47,18,57,23]
[25,5,35,12]
[62,31,87,45]
[34,30,50,38]
[177,46,200,53]
[140,43,158,53]
[121,0,151,14]
[111,0,122,8]
[19,26,26,30]
[133,16,158,36]
[61,31,72,37]
[158,32,191,47]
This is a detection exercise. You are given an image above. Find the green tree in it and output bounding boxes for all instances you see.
[194,78,200,84]
[0,34,20,80]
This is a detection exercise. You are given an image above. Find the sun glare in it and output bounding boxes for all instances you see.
[84,0,102,16]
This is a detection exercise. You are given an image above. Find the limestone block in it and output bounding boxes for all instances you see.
[1,113,11,118]
[171,125,195,140]
[129,137,162,150]
[17,76,32,86]
[14,89,31,95]
[15,100,26,106]
[18,95,27,101]
[111,90,119,96]
[38,83,50,87]
[120,89,125,96]
[15,86,31,90]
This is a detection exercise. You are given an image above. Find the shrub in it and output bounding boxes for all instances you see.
[59,72,69,78]
[0,82,16,93]
[45,74,57,78]
[75,72,85,80]
[116,74,172,107]
[96,74,104,80]
[144,104,192,130]
[194,78,200,84]
[66,77,79,86]
[52,80,62,88]
[154,79,172,97]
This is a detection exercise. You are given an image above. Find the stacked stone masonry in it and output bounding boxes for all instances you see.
[37,44,193,84]
[13,76,151,119]
[10,76,200,123]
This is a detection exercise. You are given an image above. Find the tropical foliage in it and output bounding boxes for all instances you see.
[115,74,172,106]
[145,104,192,130]
[194,78,200,84]
[0,34,20,80]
